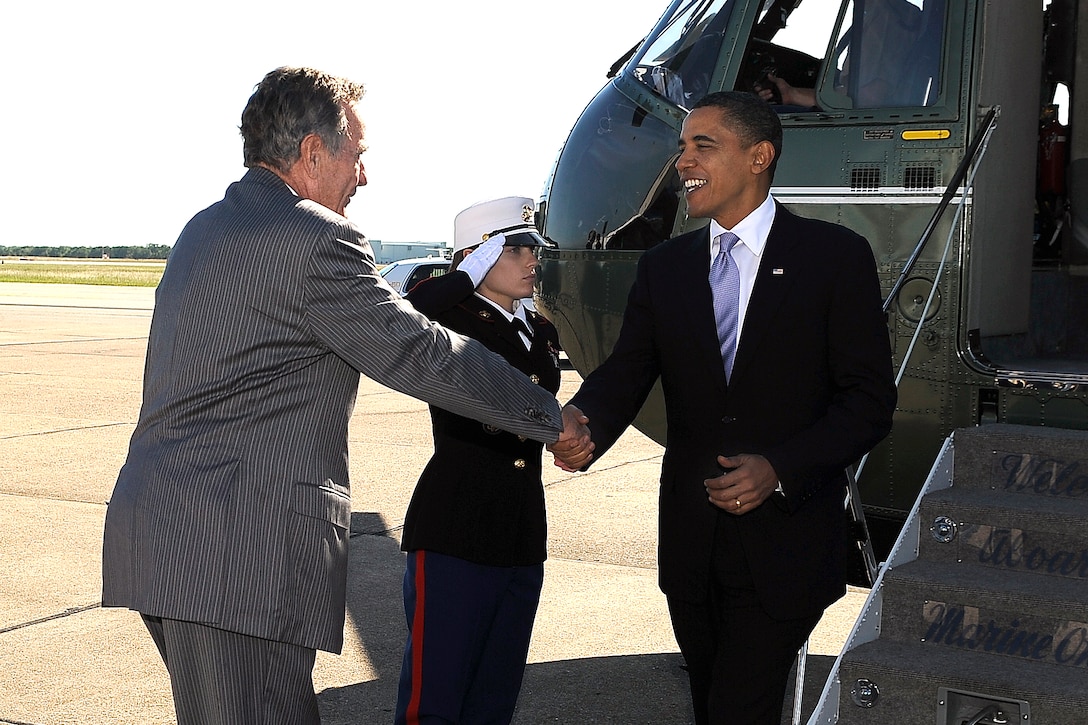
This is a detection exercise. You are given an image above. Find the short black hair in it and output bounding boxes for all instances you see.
[692,91,783,177]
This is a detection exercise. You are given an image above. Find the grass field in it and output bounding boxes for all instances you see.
[0,259,166,287]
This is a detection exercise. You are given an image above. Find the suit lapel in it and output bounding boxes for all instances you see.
[731,204,801,384]
[671,228,732,393]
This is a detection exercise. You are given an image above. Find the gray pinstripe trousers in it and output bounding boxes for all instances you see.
[142,614,321,724]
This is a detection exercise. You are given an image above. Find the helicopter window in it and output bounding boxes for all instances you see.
[735,1,836,110]
[735,0,835,109]
[823,0,945,109]
[631,0,737,109]
[737,0,946,111]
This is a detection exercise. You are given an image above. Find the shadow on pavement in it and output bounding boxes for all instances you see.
[328,512,693,724]
[329,514,834,725]
[320,652,694,724]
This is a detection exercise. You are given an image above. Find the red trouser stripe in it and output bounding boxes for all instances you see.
[405,550,427,724]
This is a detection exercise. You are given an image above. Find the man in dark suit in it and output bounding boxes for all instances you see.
[550,91,897,724]
[101,67,567,725]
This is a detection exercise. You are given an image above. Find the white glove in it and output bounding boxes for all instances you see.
[459,233,506,287]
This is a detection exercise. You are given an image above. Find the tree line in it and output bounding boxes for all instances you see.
[0,244,172,259]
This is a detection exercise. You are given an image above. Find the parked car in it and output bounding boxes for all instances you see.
[379,256,450,294]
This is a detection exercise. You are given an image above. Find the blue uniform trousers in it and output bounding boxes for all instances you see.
[394,550,544,724]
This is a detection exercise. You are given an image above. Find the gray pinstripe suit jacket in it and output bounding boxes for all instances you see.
[101,167,562,653]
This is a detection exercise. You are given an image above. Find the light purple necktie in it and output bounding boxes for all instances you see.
[710,232,741,380]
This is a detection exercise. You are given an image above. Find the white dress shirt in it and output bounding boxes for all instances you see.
[709,195,784,495]
[708,194,777,353]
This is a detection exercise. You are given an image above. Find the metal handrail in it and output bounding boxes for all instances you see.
[792,105,1002,725]
[883,105,1001,312]
[855,104,1000,483]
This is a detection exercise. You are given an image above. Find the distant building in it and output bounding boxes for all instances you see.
[370,240,450,265]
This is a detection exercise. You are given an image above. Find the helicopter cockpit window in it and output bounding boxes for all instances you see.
[823,0,945,109]
[736,0,945,112]
[735,0,838,111]
[631,0,737,110]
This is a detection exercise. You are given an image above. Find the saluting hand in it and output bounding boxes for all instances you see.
[459,234,507,287]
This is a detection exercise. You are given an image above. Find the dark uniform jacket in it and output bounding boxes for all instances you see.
[402,271,562,566]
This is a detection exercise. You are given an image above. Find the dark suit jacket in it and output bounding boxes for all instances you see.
[570,202,896,620]
[401,272,562,566]
[101,168,562,653]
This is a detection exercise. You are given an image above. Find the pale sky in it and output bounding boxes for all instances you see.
[2,0,667,248]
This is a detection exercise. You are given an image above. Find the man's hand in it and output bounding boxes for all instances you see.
[548,404,594,472]
[704,454,779,514]
[755,73,817,108]
[458,234,506,287]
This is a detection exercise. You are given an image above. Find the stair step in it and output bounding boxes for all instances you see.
[835,638,1087,724]
[819,425,1088,724]
[917,487,1088,581]
[877,560,1088,664]
[952,424,1088,499]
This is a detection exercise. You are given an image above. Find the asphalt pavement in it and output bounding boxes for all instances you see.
[0,282,866,724]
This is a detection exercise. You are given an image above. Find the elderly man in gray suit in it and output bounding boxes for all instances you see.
[101,67,570,724]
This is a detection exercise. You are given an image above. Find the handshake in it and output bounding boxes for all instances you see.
[547,402,781,515]
[547,404,595,472]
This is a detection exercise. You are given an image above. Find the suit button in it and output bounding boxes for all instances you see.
[721,416,735,424]
[518,435,527,442]
[529,374,540,384]
[513,458,526,469]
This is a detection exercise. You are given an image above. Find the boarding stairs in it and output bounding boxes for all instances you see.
[806,423,1088,724]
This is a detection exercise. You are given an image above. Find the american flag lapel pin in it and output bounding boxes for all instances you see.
[772,268,785,275]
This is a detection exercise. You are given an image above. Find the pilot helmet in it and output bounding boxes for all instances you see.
[453,196,553,254]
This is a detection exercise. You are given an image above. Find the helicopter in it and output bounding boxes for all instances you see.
[534,0,1088,566]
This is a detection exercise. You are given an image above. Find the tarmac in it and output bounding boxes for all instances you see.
[0,281,867,725]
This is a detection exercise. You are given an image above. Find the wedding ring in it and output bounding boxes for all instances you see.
[735,499,742,509]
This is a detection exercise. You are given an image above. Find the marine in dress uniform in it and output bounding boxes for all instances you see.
[394,197,562,725]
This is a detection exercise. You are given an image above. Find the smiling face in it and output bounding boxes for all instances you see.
[477,245,540,312]
[675,106,775,229]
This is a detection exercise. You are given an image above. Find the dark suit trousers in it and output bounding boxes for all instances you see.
[142,614,320,725]
[666,513,821,725]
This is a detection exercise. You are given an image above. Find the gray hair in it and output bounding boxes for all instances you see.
[240,67,365,171]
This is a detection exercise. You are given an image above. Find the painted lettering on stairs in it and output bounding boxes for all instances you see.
[995,452,1088,498]
[965,526,1088,579]
[921,601,1088,666]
